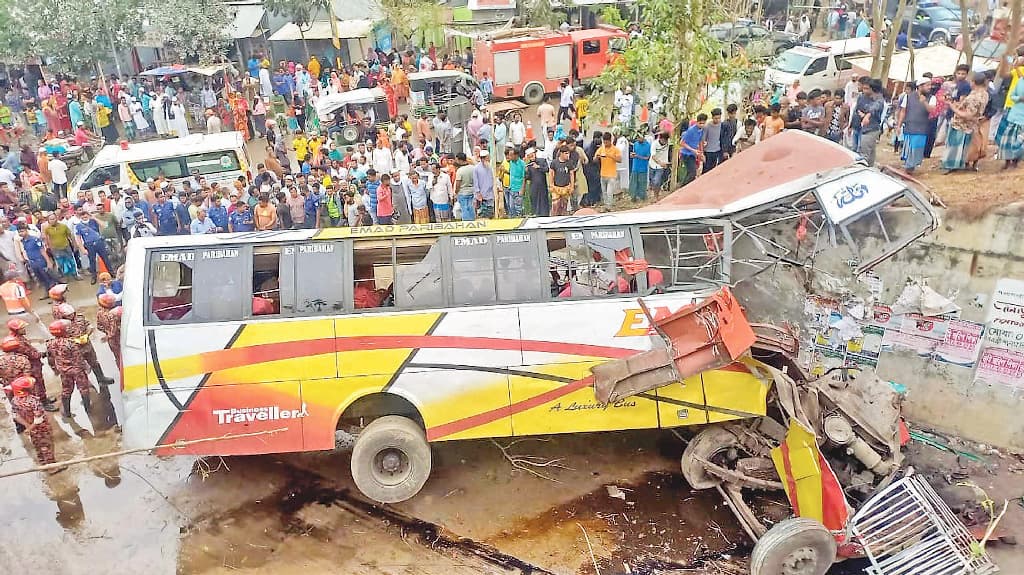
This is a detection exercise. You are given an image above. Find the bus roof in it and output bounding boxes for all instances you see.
[91,131,245,165]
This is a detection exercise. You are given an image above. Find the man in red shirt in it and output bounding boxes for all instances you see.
[376,173,395,225]
[353,265,391,309]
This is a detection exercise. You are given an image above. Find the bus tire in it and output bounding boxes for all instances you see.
[351,415,431,504]
[681,426,742,490]
[522,82,545,105]
[750,518,836,575]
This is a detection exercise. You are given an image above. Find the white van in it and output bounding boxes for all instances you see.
[764,38,872,95]
[70,131,251,200]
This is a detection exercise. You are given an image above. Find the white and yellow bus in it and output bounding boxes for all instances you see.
[122,215,776,502]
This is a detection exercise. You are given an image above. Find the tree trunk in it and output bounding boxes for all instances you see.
[958,0,973,65]
[299,26,311,63]
[906,18,916,80]
[1008,0,1021,66]
[880,0,910,83]
[870,0,885,77]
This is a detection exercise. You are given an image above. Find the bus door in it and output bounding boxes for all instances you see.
[145,245,315,455]
[513,228,660,436]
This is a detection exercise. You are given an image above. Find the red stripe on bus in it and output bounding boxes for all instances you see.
[426,376,596,440]
[779,442,802,516]
[197,335,637,373]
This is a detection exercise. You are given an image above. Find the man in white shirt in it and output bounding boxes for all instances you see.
[418,56,435,73]
[617,87,635,126]
[648,132,670,198]
[371,140,393,175]
[49,154,69,196]
[509,117,526,147]
[558,81,575,123]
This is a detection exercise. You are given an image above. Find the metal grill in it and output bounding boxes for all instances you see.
[850,474,999,575]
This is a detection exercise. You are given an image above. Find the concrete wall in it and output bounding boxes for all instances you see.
[735,205,1024,450]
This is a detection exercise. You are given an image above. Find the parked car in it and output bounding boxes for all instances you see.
[708,22,800,60]
[900,5,963,45]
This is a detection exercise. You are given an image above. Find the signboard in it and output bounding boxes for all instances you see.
[984,278,1024,352]
[814,170,908,224]
[974,347,1024,390]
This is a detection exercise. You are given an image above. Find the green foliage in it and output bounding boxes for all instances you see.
[522,0,565,29]
[373,0,447,41]
[599,6,630,29]
[0,0,34,62]
[145,0,234,63]
[594,0,731,126]
[23,0,144,72]
[264,0,330,29]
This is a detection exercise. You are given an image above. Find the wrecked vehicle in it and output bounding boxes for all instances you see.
[595,292,997,574]
[121,130,967,575]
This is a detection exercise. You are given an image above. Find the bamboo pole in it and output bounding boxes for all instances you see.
[0,427,289,480]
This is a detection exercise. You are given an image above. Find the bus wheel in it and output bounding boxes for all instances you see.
[522,82,545,105]
[681,426,744,490]
[750,518,836,575]
[351,415,431,504]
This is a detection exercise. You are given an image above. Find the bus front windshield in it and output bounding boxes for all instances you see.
[771,51,812,74]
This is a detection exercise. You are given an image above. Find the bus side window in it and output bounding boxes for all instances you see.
[547,229,636,298]
[394,237,444,308]
[193,248,246,322]
[150,254,194,322]
[451,235,495,305]
[640,225,724,290]
[494,232,543,302]
[294,243,345,315]
[252,246,284,316]
[352,240,394,310]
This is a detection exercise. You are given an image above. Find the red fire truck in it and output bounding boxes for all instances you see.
[473,25,627,104]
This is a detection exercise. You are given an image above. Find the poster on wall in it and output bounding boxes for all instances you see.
[934,320,985,367]
[900,312,952,341]
[984,278,1024,352]
[974,347,1024,391]
[868,304,899,330]
[882,329,938,356]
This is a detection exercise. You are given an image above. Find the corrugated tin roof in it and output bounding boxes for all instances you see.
[227,4,266,39]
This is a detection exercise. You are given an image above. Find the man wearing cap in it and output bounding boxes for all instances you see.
[46,318,93,416]
[473,150,495,218]
[151,189,182,236]
[897,80,936,174]
[0,270,36,320]
[7,318,52,408]
[16,222,56,293]
[73,210,111,285]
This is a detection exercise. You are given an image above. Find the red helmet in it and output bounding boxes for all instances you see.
[10,375,34,395]
[54,303,76,319]
[6,318,28,333]
[48,283,68,300]
[49,319,72,337]
[1,335,21,352]
[97,293,118,309]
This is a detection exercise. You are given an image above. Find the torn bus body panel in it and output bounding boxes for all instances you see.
[629,131,939,287]
[591,287,757,404]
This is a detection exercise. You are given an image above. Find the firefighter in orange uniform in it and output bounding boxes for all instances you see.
[7,318,55,410]
[52,302,114,385]
[7,375,58,467]
[46,319,93,417]
[95,294,121,369]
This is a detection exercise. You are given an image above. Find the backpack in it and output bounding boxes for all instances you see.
[983,87,999,120]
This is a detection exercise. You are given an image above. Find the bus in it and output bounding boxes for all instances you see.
[122,217,777,505]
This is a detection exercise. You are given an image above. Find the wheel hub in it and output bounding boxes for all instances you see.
[379,449,404,474]
[781,547,819,575]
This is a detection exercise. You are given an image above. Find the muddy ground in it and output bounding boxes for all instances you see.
[1,284,1022,575]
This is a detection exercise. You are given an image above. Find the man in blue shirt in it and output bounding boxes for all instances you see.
[151,192,181,236]
[207,200,228,232]
[304,184,322,229]
[629,134,651,202]
[73,211,111,285]
[228,202,255,232]
[16,223,56,291]
[190,208,217,235]
[680,113,707,185]
[364,169,380,224]
[473,150,495,218]
[129,190,151,223]
[174,191,192,235]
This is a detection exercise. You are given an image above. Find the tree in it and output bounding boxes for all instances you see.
[0,0,35,64]
[521,0,564,29]
[594,0,731,184]
[264,0,330,61]
[373,0,447,47]
[23,0,143,75]
[958,0,974,64]
[878,0,911,82]
[144,0,234,64]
